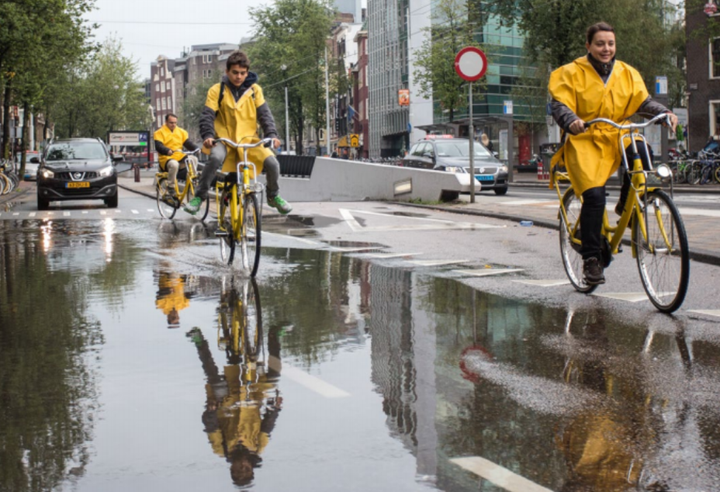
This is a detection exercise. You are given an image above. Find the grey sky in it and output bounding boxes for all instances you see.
[85,0,262,80]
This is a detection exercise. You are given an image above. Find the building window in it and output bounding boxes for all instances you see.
[710,100,720,137]
[160,67,164,77]
[162,97,167,110]
[712,38,720,78]
[155,83,159,92]
[203,54,212,64]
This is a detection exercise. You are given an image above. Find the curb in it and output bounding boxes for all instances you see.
[0,183,33,206]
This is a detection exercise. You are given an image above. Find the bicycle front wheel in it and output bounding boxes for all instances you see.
[218,187,236,265]
[156,178,178,219]
[633,190,689,313]
[240,193,262,277]
[714,164,720,184]
[559,188,597,294]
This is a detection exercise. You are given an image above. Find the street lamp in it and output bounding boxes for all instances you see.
[280,64,290,153]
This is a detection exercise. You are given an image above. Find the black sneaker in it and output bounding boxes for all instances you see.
[615,201,624,217]
[583,257,605,285]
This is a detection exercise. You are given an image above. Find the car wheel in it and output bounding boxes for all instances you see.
[37,195,49,210]
[105,193,118,208]
[494,187,508,196]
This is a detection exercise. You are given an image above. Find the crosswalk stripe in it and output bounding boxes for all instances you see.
[29,212,36,217]
[63,211,70,217]
[450,456,553,492]
[132,210,139,214]
[454,268,524,277]
[280,362,350,398]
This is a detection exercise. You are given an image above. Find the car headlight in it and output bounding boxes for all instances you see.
[500,166,508,173]
[41,169,54,179]
[444,166,464,173]
[98,166,114,177]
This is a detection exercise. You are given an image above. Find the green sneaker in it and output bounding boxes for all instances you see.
[184,196,202,215]
[268,195,292,215]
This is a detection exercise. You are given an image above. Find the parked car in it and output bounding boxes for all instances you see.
[16,151,40,180]
[37,138,122,210]
[402,136,508,195]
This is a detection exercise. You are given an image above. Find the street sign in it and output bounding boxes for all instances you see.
[350,134,360,147]
[108,131,149,146]
[503,100,513,115]
[454,47,487,82]
[655,76,668,96]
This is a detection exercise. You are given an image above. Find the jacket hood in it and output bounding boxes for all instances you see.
[222,71,258,91]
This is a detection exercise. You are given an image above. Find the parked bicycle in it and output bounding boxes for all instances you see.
[214,136,270,277]
[0,159,19,195]
[155,149,209,221]
[555,113,690,313]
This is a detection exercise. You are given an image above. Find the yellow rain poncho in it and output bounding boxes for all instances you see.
[548,56,649,194]
[154,125,190,171]
[204,83,274,175]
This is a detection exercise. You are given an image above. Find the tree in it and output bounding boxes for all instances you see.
[487,0,685,105]
[412,0,483,122]
[51,38,152,138]
[179,70,222,143]
[248,0,335,155]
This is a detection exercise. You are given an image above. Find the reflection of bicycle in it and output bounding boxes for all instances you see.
[214,137,269,277]
[218,277,263,367]
[555,113,690,313]
[155,148,209,221]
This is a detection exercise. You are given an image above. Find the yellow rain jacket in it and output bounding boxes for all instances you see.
[154,125,189,171]
[548,56,649,195]
[204,83,274,175]
[155,274,189,315]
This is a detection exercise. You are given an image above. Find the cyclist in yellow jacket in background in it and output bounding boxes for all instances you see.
[154,114,199,199]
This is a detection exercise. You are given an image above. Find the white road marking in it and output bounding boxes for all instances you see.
[450,456,553,492]
[593,292,651,302]
[361,252,423,259]
[454,268,524,277]
[12,212,19,216]
[82,211,88,214]
[100,211,106,216]
[28,212,36,217]
[339,208,504,233]
[329,246,382,252]
[63,211,71,217]
[147,209,154,212]
[513,279,571,287]
[281,364,350,398]
[114,209,121,213]
[409,259,470,267]
[688,310,720,317]
[499,199,556,206]
[132,210,139,214]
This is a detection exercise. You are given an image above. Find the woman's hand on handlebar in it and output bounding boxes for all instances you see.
[665,112,678,133]
[568,119,586,135]
[203,137,215,149]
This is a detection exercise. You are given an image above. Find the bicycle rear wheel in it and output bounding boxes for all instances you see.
[241,278,263,358]
[633,190,689,313]
[559,188,597,294]
[156,178,178,219]
[714,163,720,184]
[218,187,236,265]
[240,192,262,277]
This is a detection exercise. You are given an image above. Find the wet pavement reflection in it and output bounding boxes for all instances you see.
[1,219,720,491]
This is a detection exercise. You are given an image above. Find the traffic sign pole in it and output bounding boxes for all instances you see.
[469,83,475,202]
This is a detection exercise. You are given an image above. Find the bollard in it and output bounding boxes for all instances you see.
[133,162,140,183]
[537,161,544,181]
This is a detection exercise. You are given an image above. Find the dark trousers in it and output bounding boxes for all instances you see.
[580,141,653,261]
[195,143,280,200]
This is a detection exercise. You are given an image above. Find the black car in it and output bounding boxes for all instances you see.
[402,136,509,195]
[37,138,122,210]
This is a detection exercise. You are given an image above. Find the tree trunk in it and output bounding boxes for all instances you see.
[20,101,30,177]
[2,80,12,159]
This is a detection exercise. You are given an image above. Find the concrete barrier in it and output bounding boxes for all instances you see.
[262,156,480,202]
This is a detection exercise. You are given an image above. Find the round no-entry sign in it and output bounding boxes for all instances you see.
[454,47,487,82]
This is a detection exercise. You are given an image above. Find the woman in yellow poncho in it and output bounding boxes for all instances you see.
[548,22,677,285]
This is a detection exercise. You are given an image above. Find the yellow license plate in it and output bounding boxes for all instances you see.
[66,182,90,188]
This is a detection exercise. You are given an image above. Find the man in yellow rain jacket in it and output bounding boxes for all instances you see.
[185,51,292,215]
[153,114,199,199]
[549,22,677,285]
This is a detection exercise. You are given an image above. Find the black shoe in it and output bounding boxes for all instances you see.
[615,201,624,217]
[583,257,605,285]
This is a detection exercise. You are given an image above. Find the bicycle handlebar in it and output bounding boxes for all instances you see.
[584,112,670,130]
[214,137,274,149]
[169,148,201,155]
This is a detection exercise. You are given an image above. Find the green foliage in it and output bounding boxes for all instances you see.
[179,70,223,143]
[51,38,152,138]
[487,0,685,106]
[412,0,484,121]
[247,0,335,154]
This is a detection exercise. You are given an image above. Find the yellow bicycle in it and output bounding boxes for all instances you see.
[555,113,689,313]
[214,137,270,277]
[217,277,263,364]
[155,148,209,220]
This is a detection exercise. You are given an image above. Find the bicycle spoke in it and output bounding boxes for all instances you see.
[559,188,597,294]
[240,193,262,277]
[156,178,178,219]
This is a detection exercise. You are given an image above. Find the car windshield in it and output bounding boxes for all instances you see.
[435,141,494,158]
[46,142,107,161]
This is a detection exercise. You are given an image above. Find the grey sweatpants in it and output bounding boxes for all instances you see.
[195,143,280,200]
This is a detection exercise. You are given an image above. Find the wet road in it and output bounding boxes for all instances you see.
[1,189,720,491]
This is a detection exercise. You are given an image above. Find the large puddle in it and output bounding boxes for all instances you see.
[1,219,720,491]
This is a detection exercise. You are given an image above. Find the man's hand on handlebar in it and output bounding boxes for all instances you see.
[664,112,678,133]
[203,137,215,149]
[568,119,586,135]
[272,137,281,149]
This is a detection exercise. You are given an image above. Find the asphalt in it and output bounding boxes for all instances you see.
[4,166,720,266]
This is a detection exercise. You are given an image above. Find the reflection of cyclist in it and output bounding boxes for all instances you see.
[154,114,200,199]
[155,269,191,328]
[549,22,677,285]
[185,50,292,216]
[186,285,282,487]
